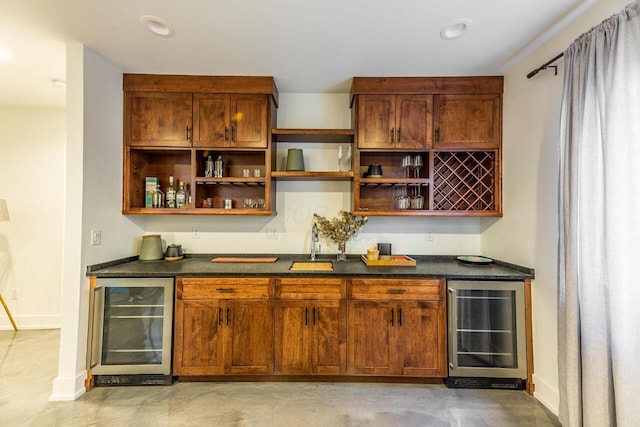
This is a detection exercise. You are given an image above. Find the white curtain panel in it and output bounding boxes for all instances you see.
[558,1,640,426]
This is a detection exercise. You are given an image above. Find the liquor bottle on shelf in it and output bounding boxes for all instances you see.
[153,183,164,208]
[176,181,187,208]
[166,176,176,208]
[214,155,224,177]
[205,154,214,178]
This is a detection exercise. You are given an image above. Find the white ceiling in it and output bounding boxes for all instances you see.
[1,0,592,108]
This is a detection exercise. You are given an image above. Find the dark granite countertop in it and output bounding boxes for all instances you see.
[87,254,534,281]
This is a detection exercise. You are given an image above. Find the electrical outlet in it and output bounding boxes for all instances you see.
[426,231,434,242]
[266,228,277,239]
[192,227,200,239]
[10,288,18,300]
[91,229,102,246]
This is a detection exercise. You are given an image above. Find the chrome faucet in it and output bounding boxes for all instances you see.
[311,223,320,260]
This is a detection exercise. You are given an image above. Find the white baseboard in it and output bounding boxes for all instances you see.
[49,370,87,401]
[0,314,61,330]
[533,373,559,415]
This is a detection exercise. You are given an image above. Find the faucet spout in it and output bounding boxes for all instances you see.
[311,223,320,260]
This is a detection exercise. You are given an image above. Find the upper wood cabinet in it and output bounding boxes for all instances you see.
[194,93,269,148]
[357,95,432,149]
[125,92,193,147]
[434,94,501,149]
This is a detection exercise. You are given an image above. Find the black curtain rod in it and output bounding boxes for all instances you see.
[526,52,564,79]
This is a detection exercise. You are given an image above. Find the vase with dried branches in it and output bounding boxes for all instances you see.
[313,211,368,261]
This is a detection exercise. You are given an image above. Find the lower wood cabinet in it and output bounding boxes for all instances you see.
[347,279,447,377]
[173,277,274,375]
[173,276,446,379]
[274,300,346,375]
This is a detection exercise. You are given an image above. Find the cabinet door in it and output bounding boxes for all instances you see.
[173,300,224,375]
[434,94,501,149]
[231,94,269,148]
[396,301,447,377]
[395,95,433,149]
[311,300,346,375]
[357,95,395,149]
[125,92,192,147]
[347,301,396,375]
[224,300,274,374]
[193,93,230,147]
[274,301,310,374]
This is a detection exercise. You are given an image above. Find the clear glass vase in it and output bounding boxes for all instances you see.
[336,241,347,262]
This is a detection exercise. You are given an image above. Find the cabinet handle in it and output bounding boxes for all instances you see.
[313,307,317,325]
[216,288,235,293]
[435,128,440,143]
[226,308,231,326]
[390,308,395,326]
[224,126,229,142]
[391,128,395,143]
[386,289,406,294]
[397,128,401,142]
[186,126,190,141]
[218,307,223,326]
[305,307,308,326]
[398,308,403,326]
[231,126,236,143]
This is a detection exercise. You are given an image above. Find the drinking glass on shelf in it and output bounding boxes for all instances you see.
[396,185,410,210]
[402,155,412,177]
[410,185,424,209]
[412,155,423,178]
[337,145,343,171]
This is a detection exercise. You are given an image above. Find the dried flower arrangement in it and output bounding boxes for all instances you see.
[313,211,368,260]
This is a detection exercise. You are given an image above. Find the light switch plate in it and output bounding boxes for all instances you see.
[91,229,102,246]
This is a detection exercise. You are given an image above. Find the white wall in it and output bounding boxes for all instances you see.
[0,106,65,329]
[482,0,630,414]
[50,44,143,401]
[143,93,483,256]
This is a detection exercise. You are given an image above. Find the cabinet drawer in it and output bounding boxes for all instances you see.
[349,278,443,301]
[178,277,272,299]
[275,278,345,300]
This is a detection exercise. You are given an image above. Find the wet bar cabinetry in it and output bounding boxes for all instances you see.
[351,77,503,216]
[172,276,446,380]
[123,74,278,215]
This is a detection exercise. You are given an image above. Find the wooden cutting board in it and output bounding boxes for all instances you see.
[211,257,278,263]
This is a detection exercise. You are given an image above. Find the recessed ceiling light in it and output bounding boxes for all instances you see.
[440,18,473,40]
[0,49,13,60]
[140,15,174,37]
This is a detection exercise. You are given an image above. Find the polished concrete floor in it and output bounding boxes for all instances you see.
[1,330,561,426]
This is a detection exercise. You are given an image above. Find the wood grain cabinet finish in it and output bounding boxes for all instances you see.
[173,277,274,376]
[274,278,346,375]
[351,76,503,217]
[347,278,447,377]
[434,94,501,149]
[357,95,433,149]
[125,92,193,147]
[194,93,269,148]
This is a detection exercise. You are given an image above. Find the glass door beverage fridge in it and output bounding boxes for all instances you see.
[446,280,527,389]
[87,278,174,386]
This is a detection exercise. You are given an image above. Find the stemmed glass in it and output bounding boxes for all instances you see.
[402,155,412,177]
[412,155,423,178]
[410,185,424,209]
[396,185,410,209]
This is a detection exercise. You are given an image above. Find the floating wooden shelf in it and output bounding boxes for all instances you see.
[271,171,354,180]
[272,128,355,143]
[195,177,266,186]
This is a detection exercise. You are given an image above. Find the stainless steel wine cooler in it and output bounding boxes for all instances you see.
[446,280,526,389]
[88,278,174,386]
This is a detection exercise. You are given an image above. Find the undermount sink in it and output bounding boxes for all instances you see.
[289,261,334,271]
